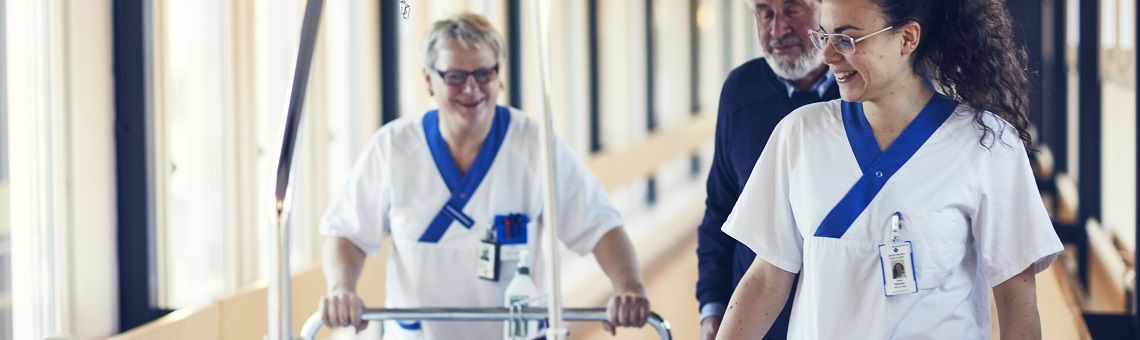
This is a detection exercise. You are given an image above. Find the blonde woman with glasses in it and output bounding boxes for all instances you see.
[317,12,649,339]
[716,0,1062,338]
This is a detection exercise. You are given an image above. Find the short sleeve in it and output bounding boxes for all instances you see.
[320,134,391,256]
[548,135,623,255]
[970,125,1064,286]
[721,119,804,274]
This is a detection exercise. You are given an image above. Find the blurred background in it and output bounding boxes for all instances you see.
[2,0,1137,338]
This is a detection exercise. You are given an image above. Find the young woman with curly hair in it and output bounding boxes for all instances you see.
[715,0,1062,338]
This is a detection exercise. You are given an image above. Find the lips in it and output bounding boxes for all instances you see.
[457,99,484,108]
[770,44,801,54]
[768,35,804,55]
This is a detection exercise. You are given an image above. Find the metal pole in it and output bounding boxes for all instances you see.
[300,308,674,340]
[268,0,325,338]
[528,0,566,338]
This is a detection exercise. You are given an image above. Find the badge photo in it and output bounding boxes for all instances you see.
[879,241,918,296]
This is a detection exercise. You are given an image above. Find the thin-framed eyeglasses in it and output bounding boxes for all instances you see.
[807,26,893,55]
[433,64,499,86]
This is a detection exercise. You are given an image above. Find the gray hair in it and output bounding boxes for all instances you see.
[420,12,505,70]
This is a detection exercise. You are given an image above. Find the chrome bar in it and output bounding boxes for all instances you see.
[268,0,325,338]
[299,307,673,340]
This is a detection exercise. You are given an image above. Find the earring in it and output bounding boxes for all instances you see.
[428,89,434,96]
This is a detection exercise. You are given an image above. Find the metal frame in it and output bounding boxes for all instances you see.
[587,0,601,153]
[1075,0,1102,248]
[1044,0,1069,173]
[379,0,400,125]
[507,0,522,109]
[644,0,658,205]
[688,0,700,115]
[1011,0,1045,135]
[113,0,171,331]
[300,307,673,340]
[645,0,656,133]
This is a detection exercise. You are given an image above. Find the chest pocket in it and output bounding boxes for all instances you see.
[901,211,968,290]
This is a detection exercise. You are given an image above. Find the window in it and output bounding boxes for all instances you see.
[151,0,381,309]
[1098,0,1137,253]
[152,0,234,308]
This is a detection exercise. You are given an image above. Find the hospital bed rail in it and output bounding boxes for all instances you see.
[300,307,673,340]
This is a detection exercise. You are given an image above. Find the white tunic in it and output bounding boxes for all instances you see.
[723,98,1063,339]
[320,106,622,340]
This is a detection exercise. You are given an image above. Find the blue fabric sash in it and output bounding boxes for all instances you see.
[417,106,510,243]
[813,94,958,238]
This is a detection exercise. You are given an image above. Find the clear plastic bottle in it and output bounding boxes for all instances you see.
[504,250,538,340]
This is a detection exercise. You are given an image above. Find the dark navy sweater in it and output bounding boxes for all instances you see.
[696,58,839,339]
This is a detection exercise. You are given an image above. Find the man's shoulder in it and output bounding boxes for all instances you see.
[724,58,779,88]
[720,58,783,106]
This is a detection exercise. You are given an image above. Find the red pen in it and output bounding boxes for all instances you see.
[504,216,511,240]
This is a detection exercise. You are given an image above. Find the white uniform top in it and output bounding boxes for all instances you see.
[320,106,622,340]
[723,97,1063,339]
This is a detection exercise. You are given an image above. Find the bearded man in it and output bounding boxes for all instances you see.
[694,0,838,339]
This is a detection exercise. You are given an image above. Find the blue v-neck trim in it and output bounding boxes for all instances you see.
[842,101,882,172]
[814,93,958,239]
[841,93,958,174]
[423,106,511,194]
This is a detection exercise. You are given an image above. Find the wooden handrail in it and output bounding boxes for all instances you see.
[587,112,716,191]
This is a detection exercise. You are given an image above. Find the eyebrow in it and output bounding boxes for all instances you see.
[828,25,862,34]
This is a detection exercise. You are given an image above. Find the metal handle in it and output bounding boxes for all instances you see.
[267,0,325,338]
[299,307,673,340]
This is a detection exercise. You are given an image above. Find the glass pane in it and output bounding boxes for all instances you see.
[253,0,314,277]
[158,0,231,308]
[324,0,379,200]
[1101,0,1117,49]
[1119,0,1134,50]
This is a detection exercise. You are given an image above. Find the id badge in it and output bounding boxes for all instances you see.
[879,241,918,296]
[477,239,500,281]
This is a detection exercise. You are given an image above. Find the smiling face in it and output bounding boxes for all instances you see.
[819,0,915,102]
[424,40,501,129]
[753,0,824,80]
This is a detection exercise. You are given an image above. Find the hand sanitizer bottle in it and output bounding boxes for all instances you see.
[504,250,538,340]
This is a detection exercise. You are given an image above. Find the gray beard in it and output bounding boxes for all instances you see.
[765,46,823,81]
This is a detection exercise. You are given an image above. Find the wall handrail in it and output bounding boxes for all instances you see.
[268,0,325,338]
[299,307,673,340]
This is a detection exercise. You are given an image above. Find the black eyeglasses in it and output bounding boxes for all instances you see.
[433,64,499,86]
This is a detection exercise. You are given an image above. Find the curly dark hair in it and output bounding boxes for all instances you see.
[872,0,1033,151]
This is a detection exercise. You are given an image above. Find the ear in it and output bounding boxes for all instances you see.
[423,68,434,96]
[899,21,921,55]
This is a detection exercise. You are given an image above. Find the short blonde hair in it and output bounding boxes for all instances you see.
[420,12,505,70]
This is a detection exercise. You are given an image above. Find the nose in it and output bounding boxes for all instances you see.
[822,41,843,65]
[460,75,481,95]
[768,13,792,38]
